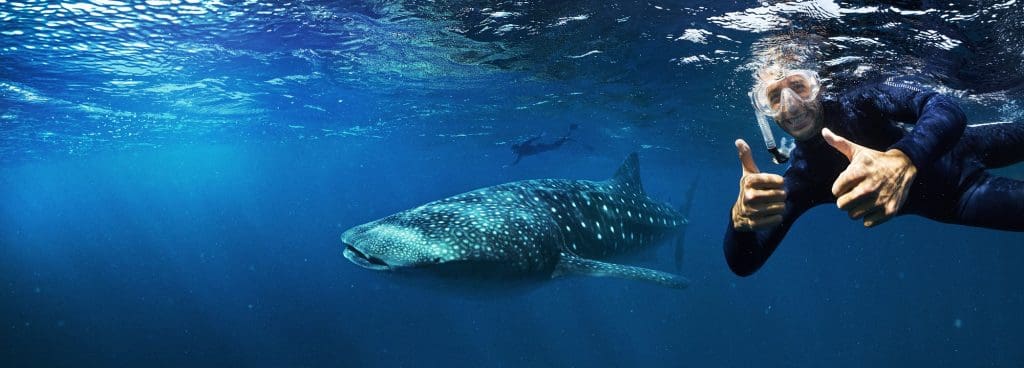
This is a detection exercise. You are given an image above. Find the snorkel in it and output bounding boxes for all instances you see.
[749,91,790,164]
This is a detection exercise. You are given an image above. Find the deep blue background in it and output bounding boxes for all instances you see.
[3,138,1023,367]
[2,1,1024,367]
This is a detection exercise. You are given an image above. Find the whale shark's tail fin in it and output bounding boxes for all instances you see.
[609,152,643,194]
[674,177,699,271]
[553,253,689,289]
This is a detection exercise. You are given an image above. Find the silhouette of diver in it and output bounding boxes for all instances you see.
[509,124,589,165]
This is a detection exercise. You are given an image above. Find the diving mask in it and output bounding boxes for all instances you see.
[752,69,821,117]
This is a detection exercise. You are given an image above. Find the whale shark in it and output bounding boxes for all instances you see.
[341,153,691,289]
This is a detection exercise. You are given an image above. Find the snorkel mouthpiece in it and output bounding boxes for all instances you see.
[768,147,789,164]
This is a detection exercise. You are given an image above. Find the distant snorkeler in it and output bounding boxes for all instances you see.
[508,124,591,166]
[724,35,1024,276]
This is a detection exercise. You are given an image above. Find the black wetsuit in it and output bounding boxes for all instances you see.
[724,80,1024,276]
[510,125,580,165]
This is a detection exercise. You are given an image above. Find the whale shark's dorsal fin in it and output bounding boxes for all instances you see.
[553,253,689,289]
[609,152,643,194]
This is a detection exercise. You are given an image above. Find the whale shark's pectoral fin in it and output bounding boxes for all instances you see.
[553,253,689,289]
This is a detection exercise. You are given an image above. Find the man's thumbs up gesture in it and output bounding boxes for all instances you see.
[823,128,918,227]
[732,139,787,231]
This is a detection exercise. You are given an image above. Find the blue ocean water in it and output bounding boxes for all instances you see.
[2,1,1024,366]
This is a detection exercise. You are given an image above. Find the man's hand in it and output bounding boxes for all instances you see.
[823,128,917,227]
[732,139,787,231]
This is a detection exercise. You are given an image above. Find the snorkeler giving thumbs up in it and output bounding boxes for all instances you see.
[732,139,787,231]
[822,128,917,228]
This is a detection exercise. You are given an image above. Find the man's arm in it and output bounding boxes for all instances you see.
[827,82,967,227]
[724,140,819,276]
[724,171,819,274]
[872,82,968,169]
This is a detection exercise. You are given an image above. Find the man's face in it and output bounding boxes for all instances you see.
[759,71,824,141]
[774,96,823,141]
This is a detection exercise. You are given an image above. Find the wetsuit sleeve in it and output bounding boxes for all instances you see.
[870,83,967,169]
[722,170,820,277]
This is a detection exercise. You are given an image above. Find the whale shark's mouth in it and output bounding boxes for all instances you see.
[343,244,391,271]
